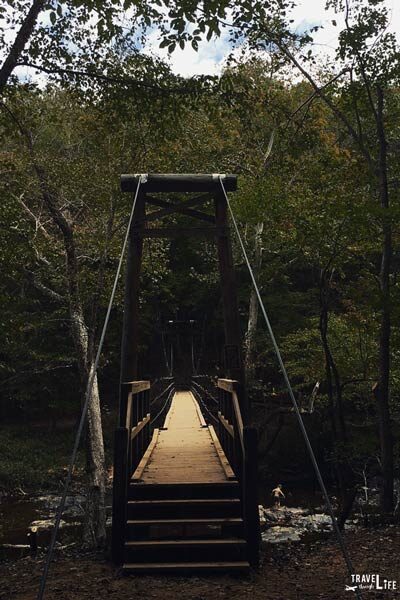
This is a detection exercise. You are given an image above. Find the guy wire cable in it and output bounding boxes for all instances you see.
[37,176,145,600]
[218,176,362,600]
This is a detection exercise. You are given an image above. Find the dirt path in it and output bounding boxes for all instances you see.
[1,527,399,600]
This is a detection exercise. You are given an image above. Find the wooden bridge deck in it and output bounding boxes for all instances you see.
[134,391,233,484]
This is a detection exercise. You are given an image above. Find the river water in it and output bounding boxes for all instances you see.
[0,493,94,560]
[0,484,330,560]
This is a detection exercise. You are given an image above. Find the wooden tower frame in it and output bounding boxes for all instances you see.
[119,173,249,424]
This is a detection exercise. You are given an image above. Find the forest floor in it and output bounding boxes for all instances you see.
[1,526,399,600]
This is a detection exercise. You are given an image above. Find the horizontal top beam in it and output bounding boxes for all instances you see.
[120,173,237,193]
[217,379,239,393]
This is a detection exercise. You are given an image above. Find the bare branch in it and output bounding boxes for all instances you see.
[24,269,66,304]
[271,38,374,168]
[15,61,209,96]
[17,194,53,240]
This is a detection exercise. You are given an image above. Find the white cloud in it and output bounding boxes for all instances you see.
[292,0,400,61]
[143,28,231,77]
[153,0,400,76]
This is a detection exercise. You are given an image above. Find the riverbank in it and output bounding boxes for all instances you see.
[0,526,398,600]
[0,425,84,494]
[0,414,117,495]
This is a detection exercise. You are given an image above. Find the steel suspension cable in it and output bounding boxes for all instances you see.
[151,386,175,424]
[190,385,218,424]
[161,328,172,376]
[37,177,145,600]
[191,379,218,405]
[150,381,175,406]
[218,177,362,600]
[191,331,196,375]
[195,315,206,374]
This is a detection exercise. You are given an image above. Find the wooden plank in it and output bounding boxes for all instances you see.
[122,561,250,573]
[143,195,214,223]
[208,425,236,480]
[162,402,174,430]
[125,391,133,430]
[218,412,234,438]
[128,499,239,506]
[214,191,248,421]
[192,396,207,427]
[141,227,222,239]
[243,426,260,567]
[131,414,150,440]
[125,538,244,546]
[119,193,145,426]
[146,194,208,206]
[217,379,238,393]
[123,380,151,394]
[111,427,129,564]
[132,428,159,481]
[140,391,234,485]
[232,391,244,453]
[127,517,243,525]
[120,173,238,193]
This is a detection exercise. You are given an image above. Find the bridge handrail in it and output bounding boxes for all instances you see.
[112,379,151,564]
[124,381,151,473]
[216,378,260,567]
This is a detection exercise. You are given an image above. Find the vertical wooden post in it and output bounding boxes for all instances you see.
[243,426,260,567]
[113,191,145,564]
[111,426,129,564]
[119,191,145,426]
[214,192,248,422]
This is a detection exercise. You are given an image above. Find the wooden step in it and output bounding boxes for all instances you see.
[127,517,244,526]
[122,561,250,575]
[127,498,241,519]
[126,517,244,540]
[124,538,247,562]
[129,481,239,500]
[125,538,246,547]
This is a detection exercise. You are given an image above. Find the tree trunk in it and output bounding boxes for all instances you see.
[375,86,394,513]
[245,222,264,383]
[32,159,107,546]
[319,269,355,528]
[70,306,107,547]
[0,0,44,93]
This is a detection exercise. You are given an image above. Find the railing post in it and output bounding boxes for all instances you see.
[111,426,129,564]
[243,426,260,567]
[145,388,150,447]
[214,192,248,421]
[233,417,242,484]
[232,381,243,480]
